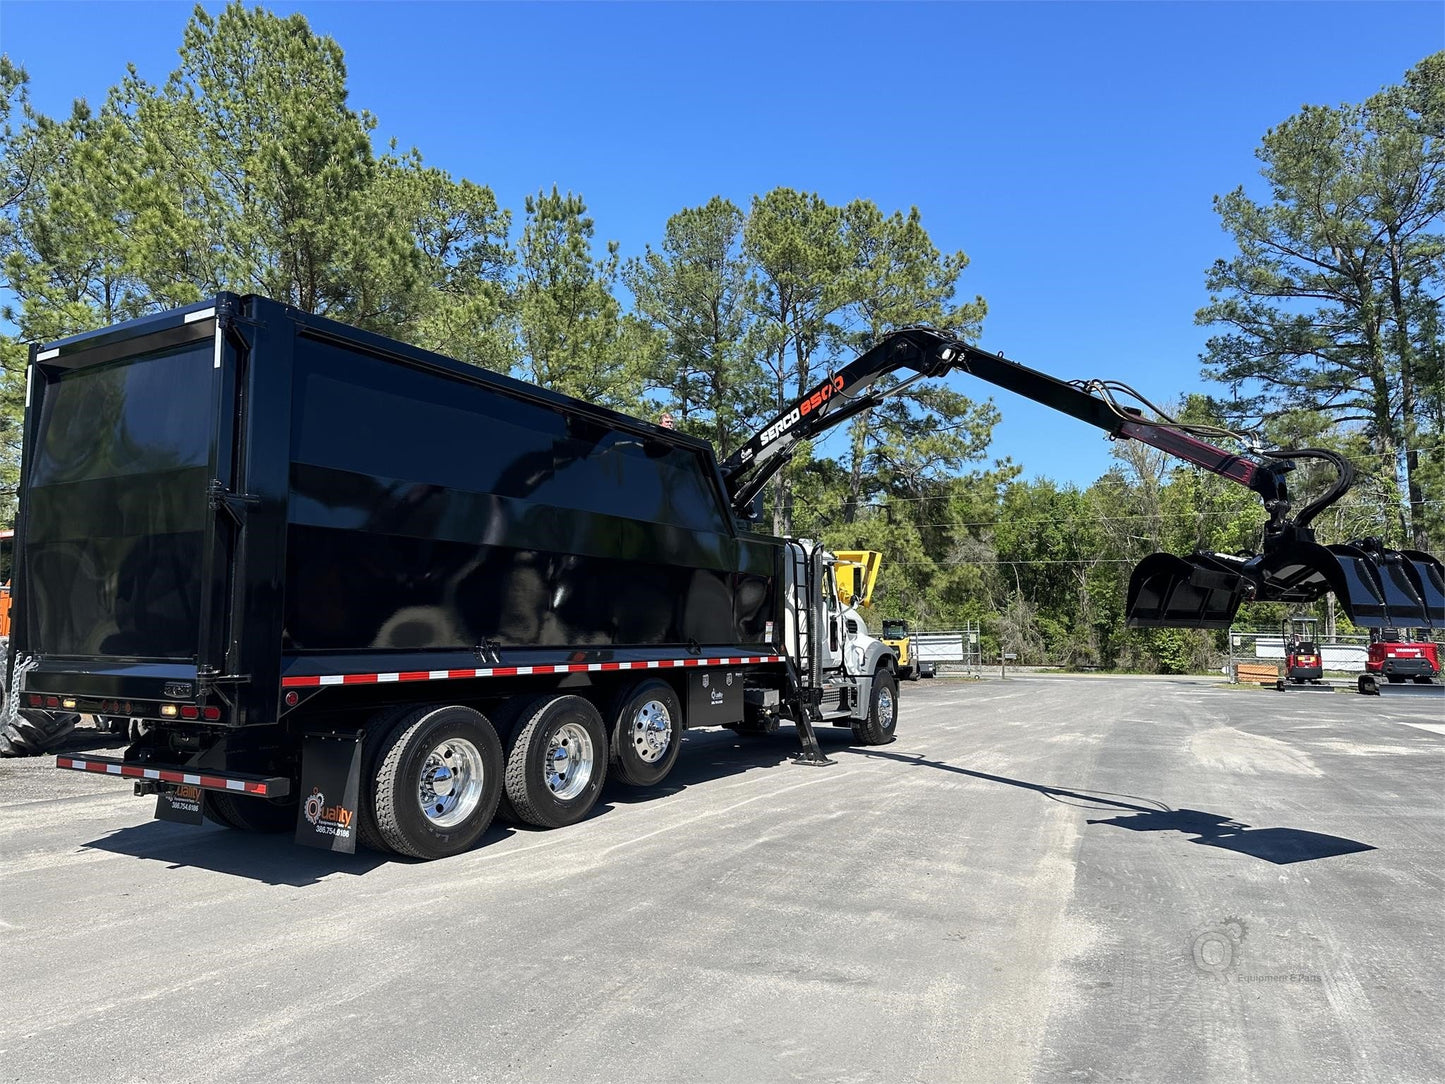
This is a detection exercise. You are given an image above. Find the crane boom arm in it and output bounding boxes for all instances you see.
[721,327,1289,521]
[720,327,1444,631]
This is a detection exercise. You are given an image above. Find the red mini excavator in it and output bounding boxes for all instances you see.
[1283,618,1324,685]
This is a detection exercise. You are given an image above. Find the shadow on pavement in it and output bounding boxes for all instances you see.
[83,821,395,886]
[599,725,845,807]
[840,746,1375,865]
[83,814,527,887]
[76,727,806,884]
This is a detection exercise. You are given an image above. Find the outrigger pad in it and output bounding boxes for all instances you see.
[1125,552,1249,629]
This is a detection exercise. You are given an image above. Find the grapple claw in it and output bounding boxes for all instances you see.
[1125,552,1250,629]
[1126,538,1445,631]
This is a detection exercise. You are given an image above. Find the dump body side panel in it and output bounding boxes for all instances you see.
[280,328,759,657]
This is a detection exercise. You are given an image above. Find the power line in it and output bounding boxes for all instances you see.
[842,499,1445,523]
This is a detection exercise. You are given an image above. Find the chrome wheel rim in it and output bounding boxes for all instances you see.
[417,737,485,828]
[629,699,673,764]
[544,722,595,801]
[877,687,895,730]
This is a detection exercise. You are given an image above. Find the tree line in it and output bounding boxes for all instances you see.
[1,4,1440,670]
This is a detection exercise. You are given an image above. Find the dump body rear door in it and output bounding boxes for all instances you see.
[14,302,235,703]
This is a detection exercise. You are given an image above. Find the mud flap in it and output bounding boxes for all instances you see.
[1125,553,1249,628]
[294,732,362,854]
[154,783,206,825]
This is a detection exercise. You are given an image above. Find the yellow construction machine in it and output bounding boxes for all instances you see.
[832,550,935,680]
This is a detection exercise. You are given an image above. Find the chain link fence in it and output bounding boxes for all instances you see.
[1226,625,1370,676]
[912,622,983,674]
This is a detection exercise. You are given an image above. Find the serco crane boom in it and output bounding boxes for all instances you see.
[719,327,1444,632]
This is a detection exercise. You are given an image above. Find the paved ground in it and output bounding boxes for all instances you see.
[1,676,1441,1083]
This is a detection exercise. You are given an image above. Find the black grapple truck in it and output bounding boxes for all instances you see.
[11,295,1442,859]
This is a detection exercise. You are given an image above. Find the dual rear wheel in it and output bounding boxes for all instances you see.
[358,681,684,858]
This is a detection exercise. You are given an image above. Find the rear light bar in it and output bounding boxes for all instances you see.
[27,695,222,721]
[56,755,289,798]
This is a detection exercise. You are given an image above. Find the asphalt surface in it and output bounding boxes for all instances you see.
[1,676,1442,1083]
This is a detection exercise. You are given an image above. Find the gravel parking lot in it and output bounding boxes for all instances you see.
[2,675,1442,1083]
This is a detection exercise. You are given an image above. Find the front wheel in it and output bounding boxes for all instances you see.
[851,669,898,745]
[370,705,504,860]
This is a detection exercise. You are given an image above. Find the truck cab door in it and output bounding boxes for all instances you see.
[820,564,845,672]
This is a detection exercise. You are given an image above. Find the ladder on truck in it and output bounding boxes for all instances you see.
[786,542,835,766]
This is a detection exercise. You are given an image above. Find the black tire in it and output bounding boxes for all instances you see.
[356,704,420,852]
[0,710,79,757]
[488,695,550,824]
[372,704,504,860]
[203,795,243,830]
[852,669,898,745]
[608,679,683,787]
[504,695,608,829]
[206,791,298,832]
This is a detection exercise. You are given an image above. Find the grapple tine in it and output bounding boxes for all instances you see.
[1315,541,1432,629]
[1126,538,1444,631]
[1400,550,1445,628]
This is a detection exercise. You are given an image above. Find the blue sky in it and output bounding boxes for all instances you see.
[2,1,1440,485]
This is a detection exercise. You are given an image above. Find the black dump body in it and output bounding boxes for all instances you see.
[12,295,779,728]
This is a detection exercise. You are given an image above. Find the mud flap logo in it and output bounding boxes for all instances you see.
[300,786,355,836]
[155,783,205,825]
[304,788,326,826]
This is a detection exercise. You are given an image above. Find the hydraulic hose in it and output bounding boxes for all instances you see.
[1257,447,1355,530]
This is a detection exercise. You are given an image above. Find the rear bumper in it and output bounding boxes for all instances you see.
[56,754,290,798]
[1373,658,1437,677]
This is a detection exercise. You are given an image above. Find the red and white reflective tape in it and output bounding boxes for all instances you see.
[280,654,785,690]
[56,755,274,796]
